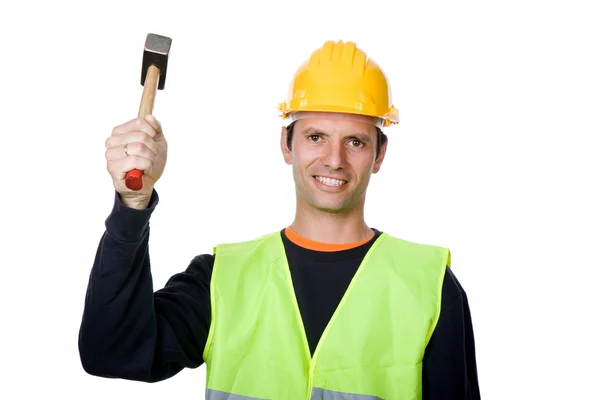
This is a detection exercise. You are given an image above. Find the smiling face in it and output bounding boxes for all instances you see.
[281,115,387,216]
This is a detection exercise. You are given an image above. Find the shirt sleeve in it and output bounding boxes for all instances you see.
[422,267,481,399]
[78,190,213,382]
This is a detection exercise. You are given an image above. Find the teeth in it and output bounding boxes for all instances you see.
[315,176,346,187]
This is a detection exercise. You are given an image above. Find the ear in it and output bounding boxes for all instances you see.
[281,126,293,165]
[372,139,388,174]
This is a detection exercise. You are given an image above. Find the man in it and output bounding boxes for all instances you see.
[79,40,480,399]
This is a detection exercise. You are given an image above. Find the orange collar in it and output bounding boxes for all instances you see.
[284,226,372,252]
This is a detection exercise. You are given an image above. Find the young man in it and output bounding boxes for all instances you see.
[79,40,480,399]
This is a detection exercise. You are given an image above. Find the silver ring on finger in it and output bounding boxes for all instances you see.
[124,143,129,157]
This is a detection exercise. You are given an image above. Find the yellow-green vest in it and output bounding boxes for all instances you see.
[203,231,450,400]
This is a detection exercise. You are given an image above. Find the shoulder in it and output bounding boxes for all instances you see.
[379,231,449,249]
[378,232,452,265]
[213,231,282,254]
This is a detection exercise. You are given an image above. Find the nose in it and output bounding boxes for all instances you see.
[323,140,346,170]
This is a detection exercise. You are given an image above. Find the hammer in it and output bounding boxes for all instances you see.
[125,33,172,191]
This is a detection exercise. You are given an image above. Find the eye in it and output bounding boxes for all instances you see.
[350,139,364,147]
[308,134,321,142]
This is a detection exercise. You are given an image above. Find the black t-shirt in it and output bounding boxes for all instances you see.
[284,227,382,355]
[79,190,481,399]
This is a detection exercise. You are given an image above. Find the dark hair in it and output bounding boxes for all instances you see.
[286,121,388,159]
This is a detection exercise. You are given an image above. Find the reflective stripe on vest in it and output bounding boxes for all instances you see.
[207,387,383,400]
[206,389,267,399]
[203,231,449,400]
[311,388,384,399]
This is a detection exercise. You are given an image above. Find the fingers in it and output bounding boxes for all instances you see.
[106,115,165,184]
[105,137,157,178]
[105,131,160,157]
[105,141,157,163]
[111,115,162,139]
[107,153,154,178]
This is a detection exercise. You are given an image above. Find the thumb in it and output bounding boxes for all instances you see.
[144,114,163,136]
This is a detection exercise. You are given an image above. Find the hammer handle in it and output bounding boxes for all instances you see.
[138,65,160,118]
[125,65,161,191]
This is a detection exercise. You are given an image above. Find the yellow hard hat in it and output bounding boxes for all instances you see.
[279,40,399,127]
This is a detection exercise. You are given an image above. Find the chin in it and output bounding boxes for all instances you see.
[311,200,352,214]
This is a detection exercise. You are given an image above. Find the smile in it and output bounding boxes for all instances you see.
[313,176,347,187]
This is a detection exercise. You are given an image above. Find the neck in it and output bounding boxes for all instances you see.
[290,199,374,244]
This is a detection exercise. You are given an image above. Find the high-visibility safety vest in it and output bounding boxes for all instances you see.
[203,231,451,400]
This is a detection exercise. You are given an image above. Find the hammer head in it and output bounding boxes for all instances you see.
[141,33,172,90]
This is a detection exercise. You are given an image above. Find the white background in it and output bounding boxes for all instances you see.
[1,0,599,398]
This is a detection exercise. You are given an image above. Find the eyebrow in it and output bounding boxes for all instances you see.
[301,127,373,143]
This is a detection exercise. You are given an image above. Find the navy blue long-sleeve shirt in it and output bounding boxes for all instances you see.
[79,190,480,399]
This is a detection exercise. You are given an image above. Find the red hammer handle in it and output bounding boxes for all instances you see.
[125,65,161,191]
